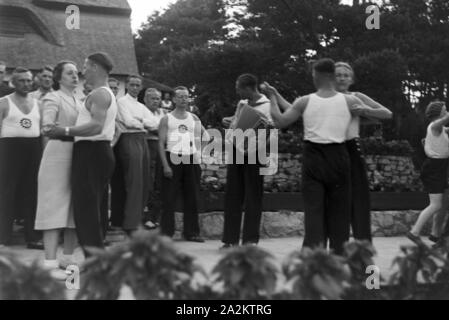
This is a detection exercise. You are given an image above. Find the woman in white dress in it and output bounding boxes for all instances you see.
[35,61,81,279]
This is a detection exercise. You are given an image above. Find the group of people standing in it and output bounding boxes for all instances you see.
[2,53,447,281]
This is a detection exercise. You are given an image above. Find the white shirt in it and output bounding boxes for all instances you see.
[424,123,449,159]
[166,112,198,155]
[117,94,159,133]
[147,108,167,140]
[303,93,351,144]
[1,96,40,138]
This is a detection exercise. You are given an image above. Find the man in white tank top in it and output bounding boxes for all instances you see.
[0,67,43,249]
[158,86,208,242]
[46,52,117,254]
[264,59,383,255]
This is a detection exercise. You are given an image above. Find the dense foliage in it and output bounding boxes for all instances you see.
[2,234,449,300]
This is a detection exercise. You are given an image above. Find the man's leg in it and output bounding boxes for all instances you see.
[160,153,182,237]
[72,142,108,254]
[119,134,146,231]
[222,164,245,245]
[347,141,372,242]
[17,138,42,244]
[110,141,126,228]
[326,148,351,256]
[242,164,264,244]
[0,139,19,245]
[182,161,202,238]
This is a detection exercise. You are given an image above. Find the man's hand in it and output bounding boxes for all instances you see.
[351,104,368,117]
[260,82,278,98]
[163,166,173,179]
[45,125,65,138]
[222,116,233,128]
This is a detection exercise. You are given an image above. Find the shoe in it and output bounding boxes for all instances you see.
[242,242,258,246]
[429,235,440,243]
[220,243,238,250]
[185,236,205,243]
[27,241,44,250]
[49,268,69,281]
[143,221,158,230]
[406,231,423,245]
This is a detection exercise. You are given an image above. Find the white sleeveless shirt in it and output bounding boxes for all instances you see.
[424,123,449,159]
[303,93,351,144]
[166,112,197,155]
[1,96,40,138]
[75,87,117,142]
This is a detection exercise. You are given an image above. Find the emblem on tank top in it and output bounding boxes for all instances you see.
[178,124,188,133]
[20,118,32,129]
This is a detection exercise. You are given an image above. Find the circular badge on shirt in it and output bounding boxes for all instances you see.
[20,118,32,129]
[178,124,188,133]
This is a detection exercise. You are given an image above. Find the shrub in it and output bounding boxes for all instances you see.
[211,246,279,300]
[360,137,414,156]
[0,252,65,300]
[282,248,351,300]
[76,231,208,300]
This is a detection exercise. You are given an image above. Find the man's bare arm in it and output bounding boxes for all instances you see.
[270,94,307,129]
[158,116,170,170]
[0,98,10,135]
[68,88,111,137]
[354,92,393,119]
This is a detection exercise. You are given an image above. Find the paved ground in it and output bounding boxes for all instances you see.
[1,236,420,299]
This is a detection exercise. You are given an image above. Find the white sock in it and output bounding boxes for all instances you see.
[43,259,58,269]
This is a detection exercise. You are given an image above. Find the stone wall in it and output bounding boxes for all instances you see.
[172,210,436,240]
[200,153,423,192]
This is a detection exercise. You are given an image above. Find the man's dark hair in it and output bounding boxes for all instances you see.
[237,73,258,90]
[13,67,30,74]
[126,74,142,84]
[313,58,336,75]
[40,65,54,74]
[88,52,114,74]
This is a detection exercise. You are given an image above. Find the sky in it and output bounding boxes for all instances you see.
[128,0,357,33]
[128,0,176,32]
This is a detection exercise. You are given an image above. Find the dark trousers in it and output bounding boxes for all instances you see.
[0,138,42,245]
[110,140,126,228]
[100,185,110,239]
[147,139,162,223]
[116,133,150,230]
[72,141,115,255]
[302,141,351,255]
[161,153,201,238]
[222,158,264,245]
[347,139,372,242]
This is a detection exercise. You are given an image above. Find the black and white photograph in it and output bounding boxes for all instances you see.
[0,0,449,304]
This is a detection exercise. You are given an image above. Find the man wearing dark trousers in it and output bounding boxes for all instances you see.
[158,86,207,242]
[47,52,117,255]
[0,68,42,249]
[143,88,167,229]
[221,74,273,249]
[266,58,382,255]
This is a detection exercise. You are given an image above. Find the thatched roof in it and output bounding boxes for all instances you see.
[0,0,138,75]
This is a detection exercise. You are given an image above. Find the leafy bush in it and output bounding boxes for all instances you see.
[360,137,414,156]
[282,248,351,300]
[211,246,279,300]
[76,231,208,300]
[0,252,65,300]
